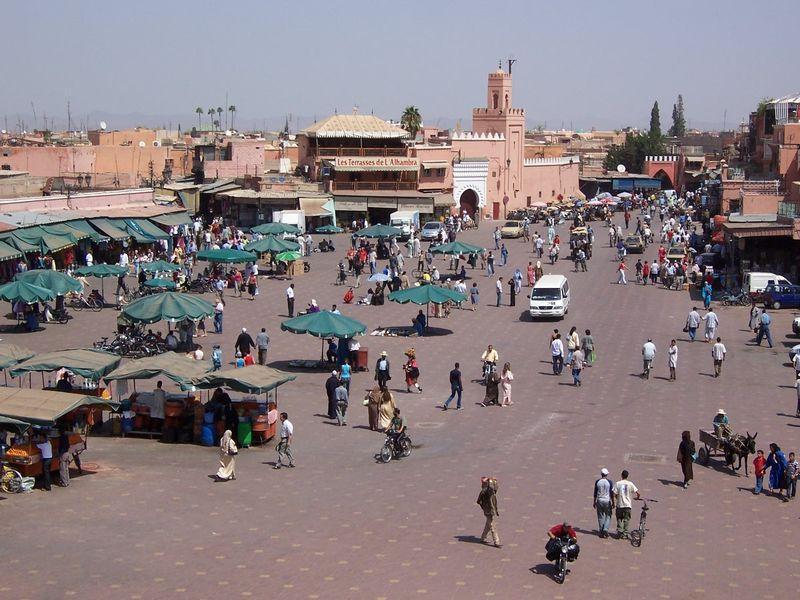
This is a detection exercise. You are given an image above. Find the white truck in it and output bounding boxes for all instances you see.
[272,210,306,239]
[389,210,419,239]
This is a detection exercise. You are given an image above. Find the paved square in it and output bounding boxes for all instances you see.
[2,218,798,599]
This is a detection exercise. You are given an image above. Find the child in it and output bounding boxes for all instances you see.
[234,351,245,368]
[753,449,766,495]
[787,452,798,500]
[211,345,222,371]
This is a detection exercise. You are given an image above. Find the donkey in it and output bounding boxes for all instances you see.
[723,431,757,477]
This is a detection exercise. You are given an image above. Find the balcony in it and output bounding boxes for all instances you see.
[317,147,407,158]
[331,181,417,192]
[778,202,800,218]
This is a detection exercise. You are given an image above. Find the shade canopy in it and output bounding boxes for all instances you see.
[196,248,257,263]
[0,280,57,304]
[354,224,402,238]
[184,365,296,394]
[250,222,301,235]
[104,352,212,387]
[430,241,485,256]
[245,236,300,254]
[0,387,118,427]
[74,263,129,278]
[122,292,215,325]
[281,310,366,339]
[315,224,344,234]
[0,414,30,433]
[388,284,467,305]
[0,343,36,370]
[141,260,182,273]
[10,348,122,379]
[275,251,302,263]
[0,239,24,262]
[14,269,83,295]
[143,278,176,290]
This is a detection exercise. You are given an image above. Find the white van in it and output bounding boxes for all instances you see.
[529,274,570,319]
[389,210,420,239]
[743,272,792,294]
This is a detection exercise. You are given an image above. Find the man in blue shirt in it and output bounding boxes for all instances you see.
[756,309,773,348]
[442,362,463,410]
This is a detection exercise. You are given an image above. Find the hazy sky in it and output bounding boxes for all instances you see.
[4,0,797,132]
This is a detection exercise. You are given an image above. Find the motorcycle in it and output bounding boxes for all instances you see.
[378,432,412,463]
[547,537,579,584]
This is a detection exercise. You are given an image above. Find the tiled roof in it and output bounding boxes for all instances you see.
[302,115,409,139]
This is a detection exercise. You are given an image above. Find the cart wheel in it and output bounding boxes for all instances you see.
[698,447,708,465]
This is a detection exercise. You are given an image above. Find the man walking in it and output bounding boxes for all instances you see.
[477,477,501,548]
[668,339,678,381]
[703,307,719,343]
[686,307,701,342]
[593,468,614,538]
[35,433,53,491]
[235,327,255,358]
[325,370,340,420]
[756,309,774,348]
[375,350,390,390]
[613,470,640,539]
[286,283,295,317]
[275,412,295,469]
[712,337,727,377]
[255,327,270,365]
[496,277,503,307]
[571,347,585,387]
[551,333,564,375]
[580,329,595,367]
[334,379,349,426]
[442,362,463,410]
[641,338,656,379]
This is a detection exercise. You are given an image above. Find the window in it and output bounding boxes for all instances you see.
[492,93,499,109]
[492,171,496,178]
[551,190,555,197]
[526,196,531,206]
[538,191,542,198]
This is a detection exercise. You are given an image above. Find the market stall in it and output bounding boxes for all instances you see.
[10,348,121,392]
[281,310,367,368]
[0,342,35,385]
[0,387,118,477]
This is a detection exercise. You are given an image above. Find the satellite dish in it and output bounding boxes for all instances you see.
[99,121,107,131]
[138,141,146,148]
[616,164,626,173]
[153,140,161,147]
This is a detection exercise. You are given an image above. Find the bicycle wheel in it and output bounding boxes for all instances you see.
[379,441,392,463]
[90,297,103,312]
[399,437,412,458]
[70,298,84,311]
[1,468,22,494]
[629,530,642,547]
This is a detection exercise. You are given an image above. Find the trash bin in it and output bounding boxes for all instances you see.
[355,347,369,371]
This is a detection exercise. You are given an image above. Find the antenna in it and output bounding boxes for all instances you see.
[30,101,37,130]
[507,56,517,74]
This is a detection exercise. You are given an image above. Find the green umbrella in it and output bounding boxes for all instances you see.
[250,222,301,235]
[354,224,403,238]
[141,260,182,273]
[388,284,467,305]
[245,235,300,253]
[315,224,344,234]
[196,248,257,264]
[73,264,128,278]
[275,251,302,263]
[282,311,367,361]
[430,241,485,256]
[143,278,177,290]
[122,291,215,325]
[14,269,83,295]
[0,280,57,304]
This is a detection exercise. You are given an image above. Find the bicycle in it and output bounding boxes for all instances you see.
[1,461,23,494]
[629,498,657,547]
[69,293,102,312]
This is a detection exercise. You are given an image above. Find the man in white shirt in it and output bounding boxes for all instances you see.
[35,434,54,491]
[85,251,94,267]
[275,412,295,469]
[686,306,701,342]
[641,339,656,379]
[551,333,564,375]
[704,308,719,342]
[286,283,295,317]
[119,251,129,269]
[151,380,167,428]
[348,338,361,368]
[613,469,640,539]
[712,337,727,378]
[495,277,503,307]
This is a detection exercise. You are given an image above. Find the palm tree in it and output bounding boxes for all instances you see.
[400,106,422,138]
[213,120,220,131]
[208,108,215,130]
[228,105,236,131]
[216,107,223,129]
[195,107,203,129]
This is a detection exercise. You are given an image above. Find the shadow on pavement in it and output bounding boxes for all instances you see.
[529,563,559,582]
[657,478,684,488]
[454,535,487,545]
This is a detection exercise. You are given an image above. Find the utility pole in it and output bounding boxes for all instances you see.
[67,101,72,133]
[30,101,37,130]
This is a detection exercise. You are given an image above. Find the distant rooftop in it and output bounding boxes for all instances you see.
[301,114,409,139]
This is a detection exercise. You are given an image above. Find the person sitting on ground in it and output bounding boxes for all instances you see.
[413,310,426,336]
[358,288,374,305]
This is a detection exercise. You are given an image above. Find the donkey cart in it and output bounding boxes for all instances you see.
[697,428,757,476]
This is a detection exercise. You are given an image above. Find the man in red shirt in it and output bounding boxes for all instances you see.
[753,449,766,495]
[545,522,580,562]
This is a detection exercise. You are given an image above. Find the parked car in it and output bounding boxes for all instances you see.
[623,235,644,254]
[500,220,524,238]
[762,284,800,310]
[666,245,687,262]
[420,221,444,241]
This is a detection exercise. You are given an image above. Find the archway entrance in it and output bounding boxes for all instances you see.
[653,169,674,190]
[459,189,479,220]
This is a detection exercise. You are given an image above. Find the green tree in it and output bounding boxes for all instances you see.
[669,95,686,137]
[604,132,666,174]
[195,107,203,129]
[649,101,661,138]
[400,106,422,138]
[207,108,215,130]
[228,105,236,130]
[216,107,223,129]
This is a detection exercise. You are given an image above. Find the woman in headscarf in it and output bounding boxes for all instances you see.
[307,299,320,313]
[534,260,544,281]
[676,430,695,489]
[527,262,536,287]
[366,386,396,431]
[216,430,238,481]
[766,442,789,501]
[403,348,421,393]
[500,362,514,407]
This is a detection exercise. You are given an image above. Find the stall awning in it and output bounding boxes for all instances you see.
[432,193,455,207]
[299,197,333,217]
[11,226,75,253]
[66,220,110,243]
[0,239,23,262]
[90,219,131,242]
[421,161,449,170]
[184,365,296,394]
[40,222,90,243]
[722,222,793,238]
[0,342,35,370]
[0,387,118,427]
[114,218,170,242]
[10,348,122,380]
[104,352,212,386]
[150,212,192,227]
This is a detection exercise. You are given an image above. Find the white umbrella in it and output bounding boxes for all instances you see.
[617,192,632,198]
[368,273,391,282]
